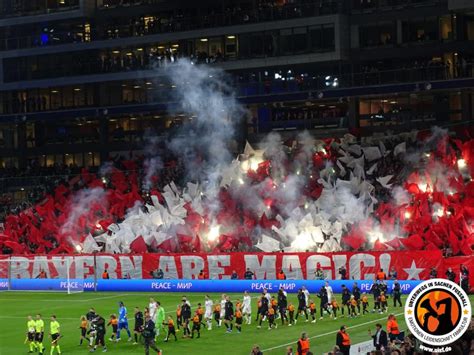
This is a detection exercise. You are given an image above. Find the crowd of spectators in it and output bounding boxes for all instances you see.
[96,48,224,74]
[272,107,347,122]
[91,55,473,89]
[21,32,472,83]
[0,149,185,223]
[0,163,83,220]
[353,0,436,11]
[4,53,473,116]
[13,48,222,81]
[99,0,162,8]
[1,124,473,257]
[99,0,340,33]
[0,149,188,254]
[299,314,474,355]
[357,57,474,84]
[325,316,474,354]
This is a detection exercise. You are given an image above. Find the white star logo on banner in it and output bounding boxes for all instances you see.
[403,260,425,280]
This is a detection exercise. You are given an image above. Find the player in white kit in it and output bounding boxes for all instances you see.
[302,286,310,308]
[204,295,213,330]
[263,289,271,302]
[219,294,226,327]
[262,289,271,321]
[324,281,334,303]
[148,298,157,324]
[242,291,252,324]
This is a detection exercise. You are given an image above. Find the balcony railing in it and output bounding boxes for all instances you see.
[350,0,442,13]
[0,1,342,51]
[237,63,474,96]
[1,62,473,116]
[0,1,80,19]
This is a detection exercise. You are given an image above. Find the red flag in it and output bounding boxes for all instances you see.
[1,240,26,253]
[177,234,201,253]
[424,242,440,251]
[342,230,366,250]
[157,238,176,252]
[448,231,461,255]
[373,239,388,251]
[401,234,425,250]
[385,237,402,249]
[460,236,473,256]
[259,213,280,230]
[130,236,148,254]
[256,160,271,179]
[309,184,323,199]
[405,183,420,195]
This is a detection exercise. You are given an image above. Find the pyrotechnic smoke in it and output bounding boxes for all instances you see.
[403,126,449,165]
[79,54,462,254]
[143,157,163,190]
[125,200,144,218]
[60,187,107,245]
[426,161,461,193]
[391,186,411,206]
[141,132,164,190]
[261,132,288,181]
[273,174,306,215]
[230,180,267,217]
[165,59,244,214]
[99,161,114,177]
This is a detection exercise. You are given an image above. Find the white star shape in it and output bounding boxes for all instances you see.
[403,260,425,280]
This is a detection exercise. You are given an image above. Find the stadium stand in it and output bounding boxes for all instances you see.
[0,127,472,259]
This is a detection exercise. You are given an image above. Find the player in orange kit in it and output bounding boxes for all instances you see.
[288,303,295,326]
[191,313,201,339]
[235,307,243,333]
[164,316,177,342]
[267,307,277,330]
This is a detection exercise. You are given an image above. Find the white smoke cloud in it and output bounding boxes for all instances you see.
[165,59,244,215]
[99,161,114,177]
[143,157,163,190]
[141,132,164,190]
[74,53,459,254]
[60,187,107,245]
[391,186,411,206]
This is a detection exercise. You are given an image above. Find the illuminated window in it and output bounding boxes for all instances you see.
[84,23,91,42]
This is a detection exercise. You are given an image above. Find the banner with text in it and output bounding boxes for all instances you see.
[0,278,422,293]
[0,251,445,281]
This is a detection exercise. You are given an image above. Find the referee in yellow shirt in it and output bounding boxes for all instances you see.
[26,315,36,353]
[50,315,61,355]
[35,314,45,355]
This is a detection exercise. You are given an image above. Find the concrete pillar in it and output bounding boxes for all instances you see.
[17,120,27,169]
[0,56,4,83]
[99,115,108,162]
[461,90,473,121]
[347,97,360,130]
[396,20,403,44]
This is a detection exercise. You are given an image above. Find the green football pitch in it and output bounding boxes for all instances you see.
[0,292,468,355]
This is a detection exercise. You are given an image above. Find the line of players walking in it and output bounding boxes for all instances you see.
[25,278,404,354]
[252,279,401,331]
[78,300,167,354]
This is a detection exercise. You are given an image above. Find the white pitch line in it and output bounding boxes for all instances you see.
[62,293,131,302]
[261,312,404,352]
